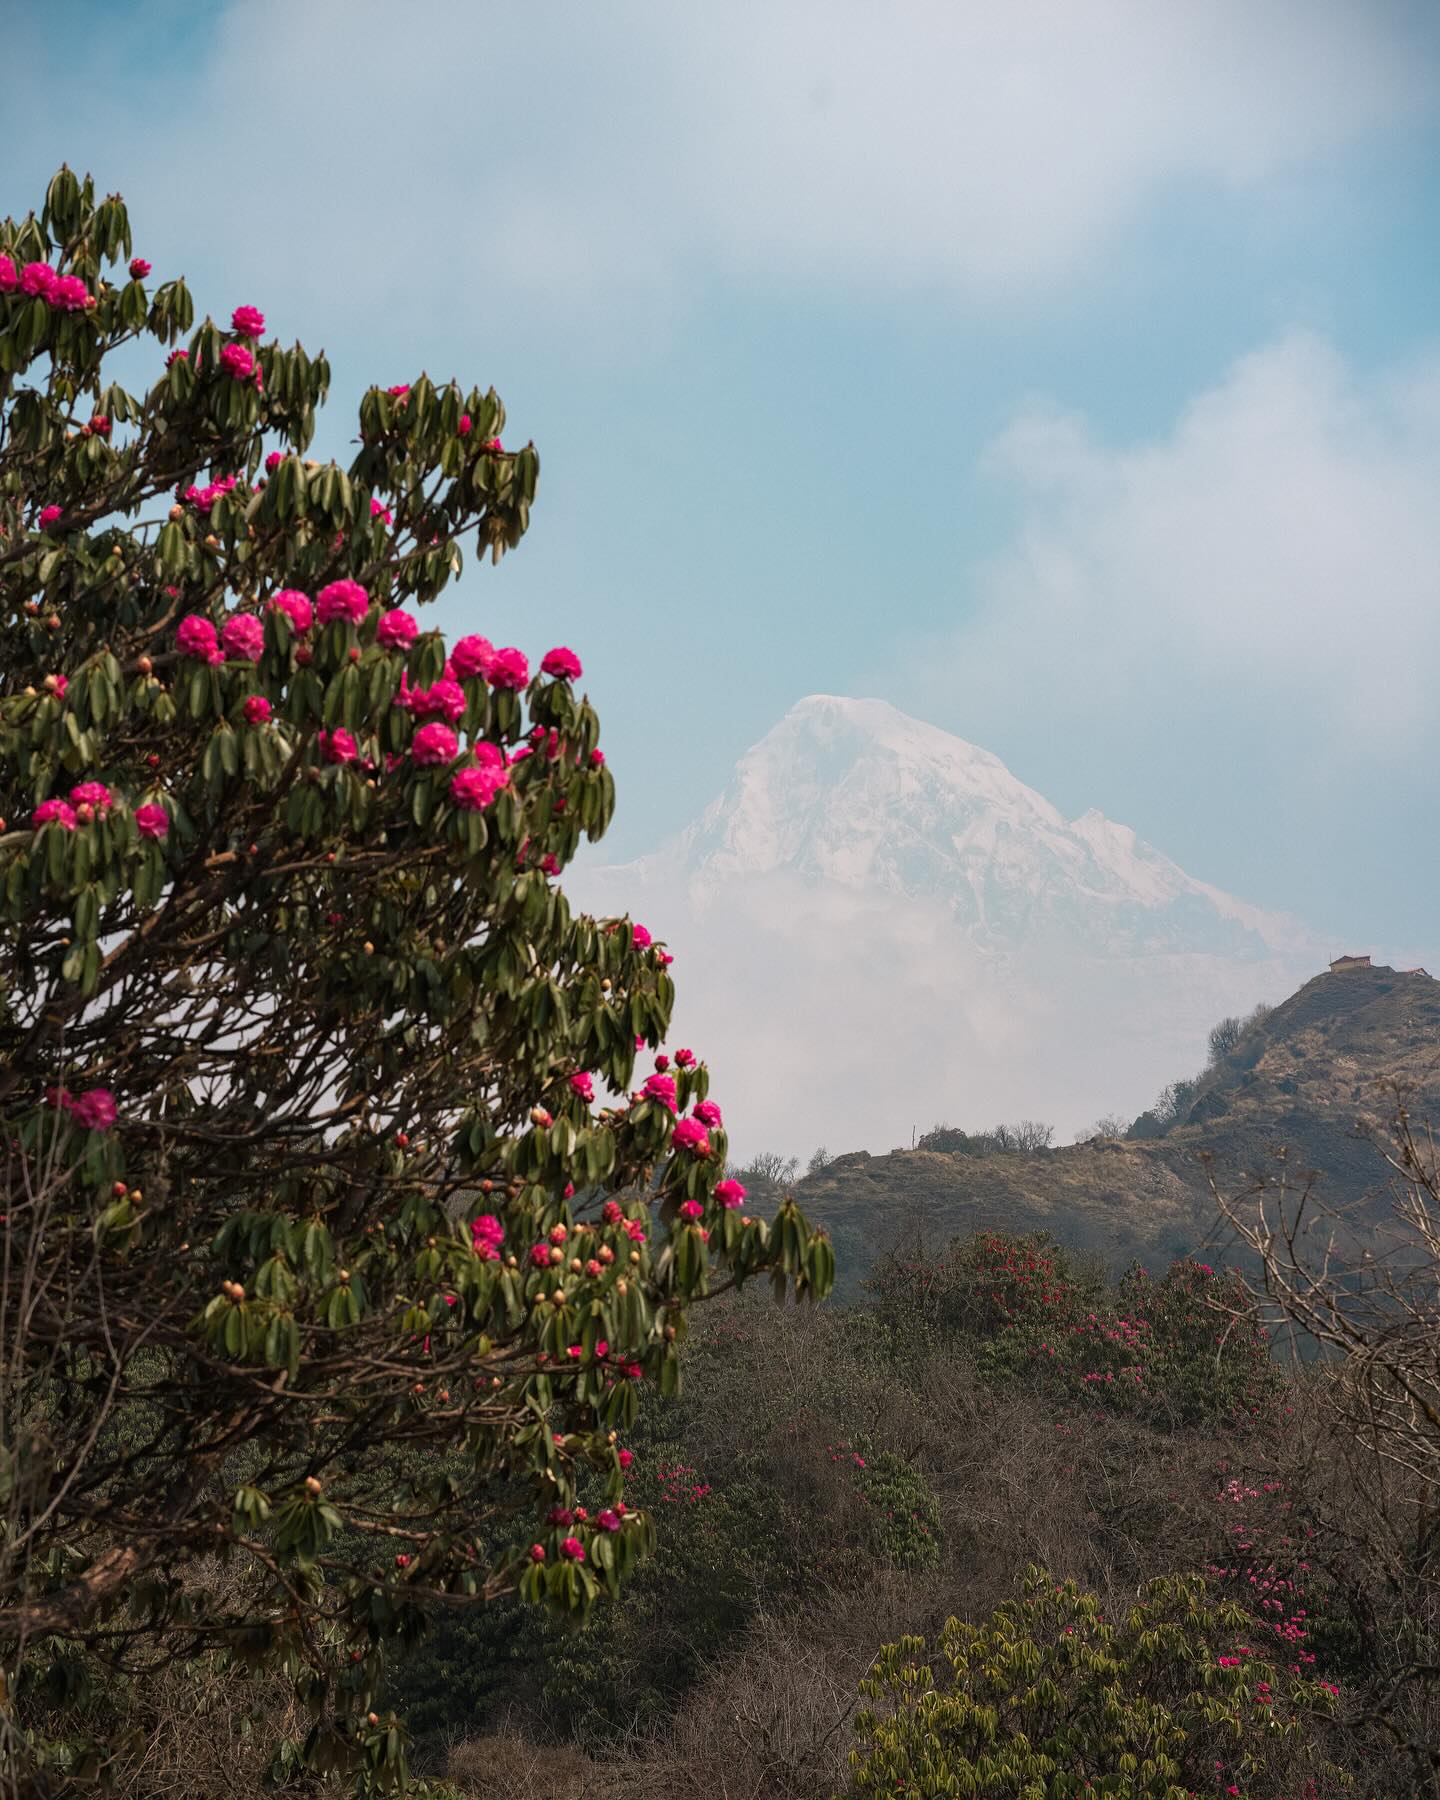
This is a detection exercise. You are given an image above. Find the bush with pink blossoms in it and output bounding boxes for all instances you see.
[0,163,832,1798]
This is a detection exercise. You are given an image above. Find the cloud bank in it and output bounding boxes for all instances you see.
[16,1,1434,339]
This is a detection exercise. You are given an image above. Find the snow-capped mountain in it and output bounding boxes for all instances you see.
[580,697,1328,1158]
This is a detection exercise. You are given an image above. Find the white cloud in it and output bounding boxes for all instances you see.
[940,331,1440,759]
[45,1,1435,337]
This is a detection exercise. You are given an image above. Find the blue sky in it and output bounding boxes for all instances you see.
[10,0,1440,960]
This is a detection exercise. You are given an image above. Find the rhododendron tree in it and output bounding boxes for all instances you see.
[0,169,833,1792]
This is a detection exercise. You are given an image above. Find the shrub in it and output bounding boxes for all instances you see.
[848,1566,1338,1798]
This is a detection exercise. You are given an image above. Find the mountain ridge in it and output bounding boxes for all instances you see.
[792,961,1440,1293]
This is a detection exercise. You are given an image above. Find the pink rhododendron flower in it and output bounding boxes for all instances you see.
[528,1243,551,1269]
[38,505,62,531]
[596,1509,621,1532]
[559,1537,586,1562]
[570,1072,594,1102]
[316,579,369,625]
[33,799,76,831]
[672,1119,711,1157]
[386,383,410,399]
[318,728,358,765]
[487,646,529,690]
[642,1073,678,1114]
[714,1179,746,1210]
[48,674,68,700]
[376,607,418,650]
[71,1088,117,1131]
[370,497,393,526]
[20,262,56,298]
[242,694,272,725]
[631,924,652,948]
[635,1033,646,1050]
[541,646,582,681]
[658,951,674,968]
[165,347,189,368]
[457,413,472,435]
[134,803,169,840]
[271,589,313,634]
[623,1219,647,1242]
[176,615,220,661]
[50,274,90,312]
[655,1054,670,1071]
[602,1200,624,1225]
[471,1214,504,1259]
[617,1448,634,1471]
[0,255,17,293]
[412,722,459,766]
[484,437,503,451]
[400,675,466,723]
[589,747,605,767]
[230,304,265,338]
[694,1100,723,1129]
[679,1200,703,1221]
[69,781,113,813]
[449,634,494,680]
[529,1544,545,1563]
[221,612,264,662]
[219,343,254,381]
[129,257,151,279]
[88,414,111,438]
[675,1048,696,1068]
[449,761,507,811]
[265,450,283,472]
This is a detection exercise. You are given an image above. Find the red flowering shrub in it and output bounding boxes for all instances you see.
[0,169,834,1791]
[873,1230,1278,1429]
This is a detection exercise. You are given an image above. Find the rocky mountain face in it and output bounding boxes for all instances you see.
[582,695,1329,1157]
[794,961,1440,1292]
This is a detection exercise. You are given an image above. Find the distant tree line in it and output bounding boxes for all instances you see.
[917,1119,1055,1156]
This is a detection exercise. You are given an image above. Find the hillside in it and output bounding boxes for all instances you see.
[794,962,1440,1291]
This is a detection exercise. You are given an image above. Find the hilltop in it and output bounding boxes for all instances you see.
[792,961,1440,1290]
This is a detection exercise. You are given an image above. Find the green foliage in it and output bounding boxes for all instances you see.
[845,1444,941,1572]
[0,168,834,1793]
[848,1567,1338,1799]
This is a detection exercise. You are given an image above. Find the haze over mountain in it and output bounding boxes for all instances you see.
[582,696,1334,1157]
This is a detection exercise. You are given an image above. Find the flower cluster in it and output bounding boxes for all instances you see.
[0,256,92,312]
[44,1085,117,1131]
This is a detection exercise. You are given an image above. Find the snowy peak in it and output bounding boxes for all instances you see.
[634,695,1317,961]
[582,695,1325,1156]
